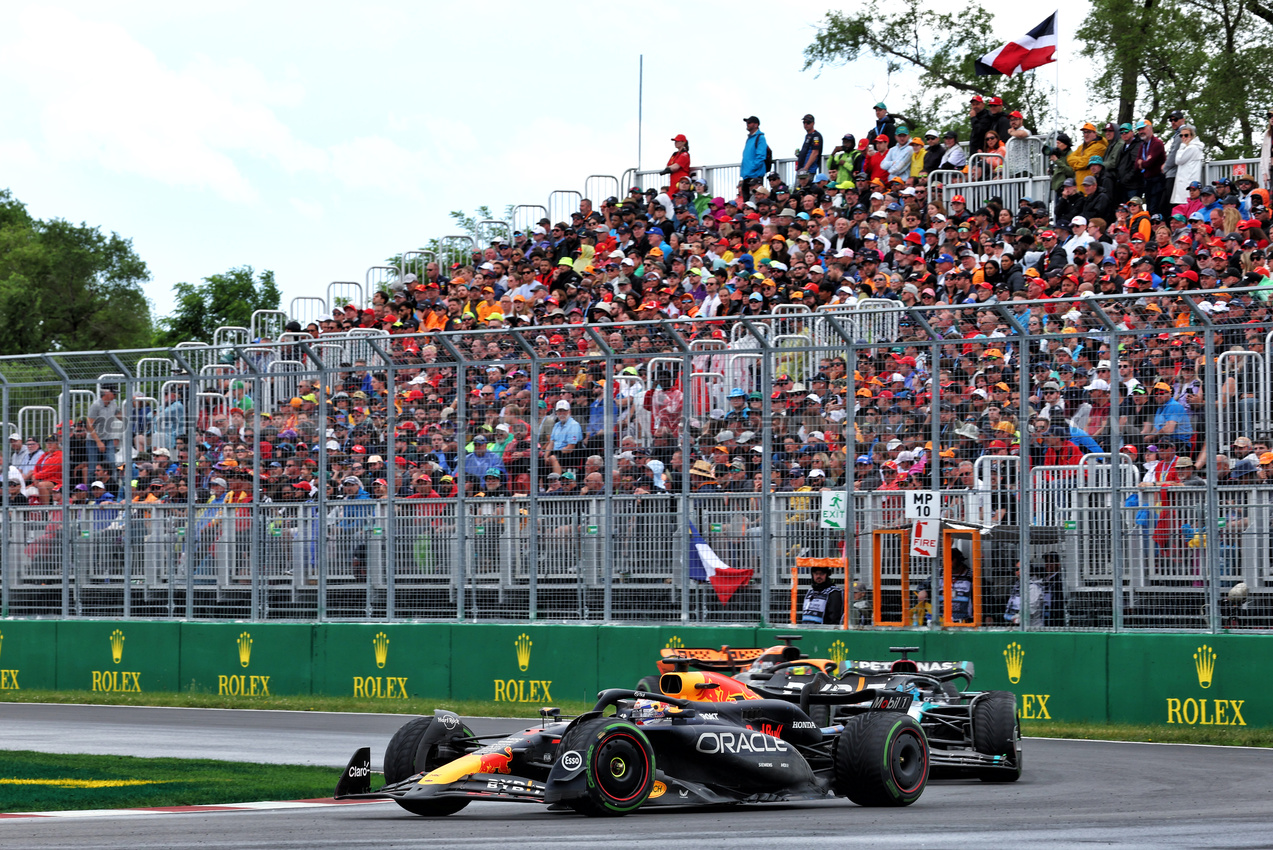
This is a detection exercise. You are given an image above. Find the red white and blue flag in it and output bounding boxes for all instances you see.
[687,522,753,605]
[975,13,1058,77]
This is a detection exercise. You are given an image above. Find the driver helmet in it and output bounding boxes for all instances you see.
[629,698,671,724]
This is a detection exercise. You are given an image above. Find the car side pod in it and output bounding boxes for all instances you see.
[336,747,374,797]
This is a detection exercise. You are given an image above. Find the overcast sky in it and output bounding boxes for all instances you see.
[1,1,1091,328]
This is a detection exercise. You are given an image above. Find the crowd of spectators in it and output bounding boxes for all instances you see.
[8,105,1273,536]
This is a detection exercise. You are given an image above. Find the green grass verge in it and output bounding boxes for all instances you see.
[0,688,594,718]
[5,691,1270,747]
[0,750,351,813]
[1024,721,1273,747]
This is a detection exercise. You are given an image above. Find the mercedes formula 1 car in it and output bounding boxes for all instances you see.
[334,681,931,817]
[754,646,1021,782]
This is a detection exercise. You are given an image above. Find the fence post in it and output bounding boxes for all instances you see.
[1,381,8,619]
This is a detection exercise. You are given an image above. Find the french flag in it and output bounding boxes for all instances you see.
[975,13,1058,77]
[687,522,754,606]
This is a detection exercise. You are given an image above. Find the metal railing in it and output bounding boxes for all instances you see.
[1,294,1269,630]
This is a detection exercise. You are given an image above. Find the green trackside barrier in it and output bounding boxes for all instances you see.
[924,632,1108,724]
[12,620,1273,730]
[313,623,451,702]
[180,623,313,698]
[449,624,601,706]
[0,620,58,692]
[600,626,760,689]
[56,620,181,695]
[1107,634,1265,728]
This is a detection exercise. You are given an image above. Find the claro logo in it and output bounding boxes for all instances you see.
[696,732,791,755]
[347,765,371,778]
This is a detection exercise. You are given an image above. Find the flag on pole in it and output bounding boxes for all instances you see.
[975,12,1058,77]
[687,522,754,606]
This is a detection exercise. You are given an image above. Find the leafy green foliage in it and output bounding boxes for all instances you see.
[386,205,515,281]
[153,266,281,346]
[803,0,1057,141]
[1078,0,1273,155]
[0,749,340,812]
[0,189,152,355]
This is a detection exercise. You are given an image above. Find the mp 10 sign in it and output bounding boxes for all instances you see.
[904,490,938,519]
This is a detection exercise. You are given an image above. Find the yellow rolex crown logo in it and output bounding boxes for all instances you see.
[1004,642,1025,684]
[515,633,533,672]
[828,639,848,668]
[237,632,252,668]
[665,636,684,650]
[1194,645,1216,689]
[110,629,125,664]
[373,632,390,669]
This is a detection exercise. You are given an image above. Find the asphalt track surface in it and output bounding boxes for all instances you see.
[4,704,1273,849]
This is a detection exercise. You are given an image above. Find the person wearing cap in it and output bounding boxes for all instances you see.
[1147,380,1193,449]
[827,133,863,189]
[1110,122,1142,202]
[740,116,769,201]
[1161,109,1188,207]
[796,113,824,175]
[660,133,692,189]
[868,102,897,148]
[1133,119,1167,217]
[1068,121,1108,189]
[801,560,844,627]
[881,125,915,182]
[463,433,505,486]
[1004,109,1035,177]
[938,129,967,170]
[969,94,994,154]
[547,398,583,476]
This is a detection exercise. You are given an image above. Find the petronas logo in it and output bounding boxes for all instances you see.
[665,636,684,650]
[828,639,848,669]
[515,633,533,672]
[238,632,252,668]
[1194,645,1216,689]
[374,632,390,669]
[1004,642,1025,684]
[110,629,125,664]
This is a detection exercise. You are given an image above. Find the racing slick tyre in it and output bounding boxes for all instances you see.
[635,675,661,695]
[384,716,475,816]
[834,713,929,806]
[973,691,1022,782]
[558,717,655,817]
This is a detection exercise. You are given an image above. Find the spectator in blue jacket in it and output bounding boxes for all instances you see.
[741,116,768,201]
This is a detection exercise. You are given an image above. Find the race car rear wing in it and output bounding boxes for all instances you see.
[658,646,768,673]
[844,659,975,680]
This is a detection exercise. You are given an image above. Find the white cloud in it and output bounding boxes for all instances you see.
[289,198,324,220]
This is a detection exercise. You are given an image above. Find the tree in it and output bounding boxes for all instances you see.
[0,189,153,356]
[1078,0,1273,155]
[154,266,281,347]
[385,206,515,287]
[803,0,1057,143]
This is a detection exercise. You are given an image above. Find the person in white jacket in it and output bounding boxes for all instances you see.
[1169,126,1205,205]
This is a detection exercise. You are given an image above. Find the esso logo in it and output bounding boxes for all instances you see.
[441,714,458,729]
[559,750,583,771]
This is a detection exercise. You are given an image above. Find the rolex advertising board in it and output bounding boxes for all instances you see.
[179,623,313,697]
[56,620,180,694]
[313,623,451,700]
[0,619,58,692]
[1107,634,1264,727]
[927,632,1108,723]
[450,624,598,704]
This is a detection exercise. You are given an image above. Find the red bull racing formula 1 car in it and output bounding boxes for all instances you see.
[335,677,931,817]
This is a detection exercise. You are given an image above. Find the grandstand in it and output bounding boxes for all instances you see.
[1,111,1270,632]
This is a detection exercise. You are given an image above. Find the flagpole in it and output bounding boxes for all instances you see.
[1054,8,1060,141]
